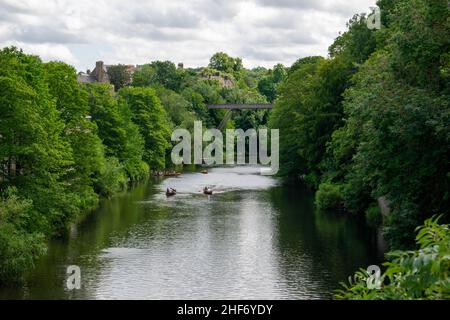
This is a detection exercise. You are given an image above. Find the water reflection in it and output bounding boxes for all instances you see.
[0,167,384,300]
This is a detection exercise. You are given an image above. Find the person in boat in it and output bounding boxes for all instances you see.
[166,187,177,196]
[203,187,213,195]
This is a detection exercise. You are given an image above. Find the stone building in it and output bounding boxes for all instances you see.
[77,61,110,83]
[201,72,234,88]
[77,61,136,85]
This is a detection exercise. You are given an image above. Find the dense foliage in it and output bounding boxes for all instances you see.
[107,64,132,91]
[0,46,275,283]
[1,0,448,289]
[0,48,82,281]
[258,64,287,103]
[119,86,171,169]
[335,216,450,300]
[270,0,450,249]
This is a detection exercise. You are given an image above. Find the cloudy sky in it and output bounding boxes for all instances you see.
[0,0,377,71]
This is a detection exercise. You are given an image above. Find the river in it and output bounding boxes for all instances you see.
[0,166,385,299]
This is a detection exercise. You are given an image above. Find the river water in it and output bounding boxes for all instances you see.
[0,166,385,300]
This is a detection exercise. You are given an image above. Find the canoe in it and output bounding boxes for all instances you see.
[201,170,208,174]
[203,189,213,195]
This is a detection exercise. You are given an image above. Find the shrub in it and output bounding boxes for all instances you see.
[315,183,344,211]
[124,159,149,182]
[335,216,450,300]
[0,225,46,283]
[0,189,47,283]
[95,157,128,197]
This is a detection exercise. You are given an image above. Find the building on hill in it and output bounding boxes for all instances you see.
[77,61,110,84]
[77,61,136,85]
[205,74,234,88]
[199,69,235,88]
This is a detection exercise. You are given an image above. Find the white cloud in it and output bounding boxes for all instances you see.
[0,0,377,70]
[1,41,79,65]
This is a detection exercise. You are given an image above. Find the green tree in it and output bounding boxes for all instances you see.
[329,53,449,247]
[258,64,287,102]
[44,61,106,211]
[154,86,196,130]
[0,47,78,231]
[119,87,171,169]
[270,57,324,179]
[386,0,449,91]
[242,67,268,89]
[85,83,128,158]
[117,98,149,181]
[132,64,156,87]
[209,52,243,76]
[323,0,450,248]
[183,79,227,128]
[84,83,148,181]
[0,188,46,283]
[149,61,183,91]
[107,64,131,91]
[329,14,377,64]
[182,88,213,126]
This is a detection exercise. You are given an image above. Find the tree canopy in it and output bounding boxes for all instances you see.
[269,0,450,249]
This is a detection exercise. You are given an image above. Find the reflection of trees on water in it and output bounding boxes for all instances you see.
[1,176,385,299]
[8,182,168,299]
[268,186,384,299]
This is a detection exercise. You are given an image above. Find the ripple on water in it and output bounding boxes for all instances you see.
[0,166,382,300]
